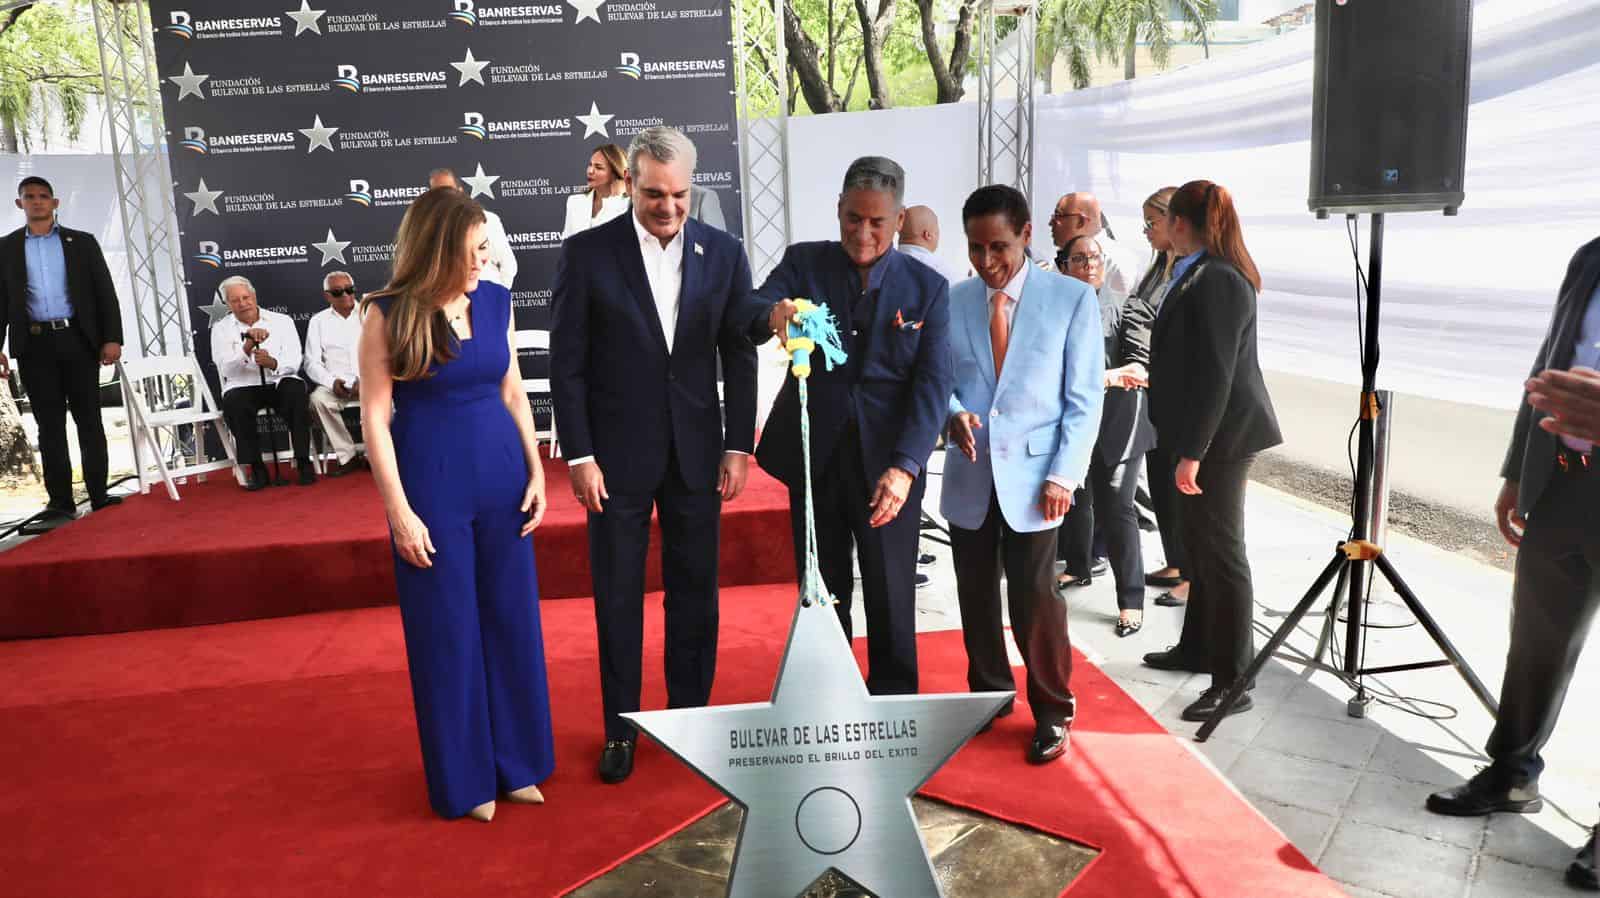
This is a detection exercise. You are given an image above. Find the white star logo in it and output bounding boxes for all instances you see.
[312,229,352,266]
[461,163,499,200]
[568,0,605,24]
[451,48,491,87]
[285,1,325,35]
[576,101,614,139]
[167,63,208,101]
[298,115,339,153]
[201,294,234,325]
[183,179,224,216]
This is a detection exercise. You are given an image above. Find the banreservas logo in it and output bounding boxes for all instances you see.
[179,126,297,155]
[459,111,571,142]
[332,63,450,94]
[193,240,310,269]
[346,179,429,208]
[162,10,285,40]
[615,51,728,81]
[449,0,566,27]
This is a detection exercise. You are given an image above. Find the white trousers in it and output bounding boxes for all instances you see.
[309,385,359,464]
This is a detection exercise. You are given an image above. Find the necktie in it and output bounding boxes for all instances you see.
[990,291,1012,378]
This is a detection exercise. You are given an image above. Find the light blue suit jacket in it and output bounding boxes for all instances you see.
[940,266,1104,533]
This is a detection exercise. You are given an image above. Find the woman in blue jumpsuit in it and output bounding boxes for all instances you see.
[359,186,554,821]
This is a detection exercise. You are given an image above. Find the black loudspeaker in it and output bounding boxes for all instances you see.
[1309,0,1473,217]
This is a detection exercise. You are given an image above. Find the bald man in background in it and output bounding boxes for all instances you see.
[897,205,963,284]
[1047,192,1138,310]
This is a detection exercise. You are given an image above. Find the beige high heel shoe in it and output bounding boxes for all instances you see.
[467,800,496,822]
[506,785,545,805]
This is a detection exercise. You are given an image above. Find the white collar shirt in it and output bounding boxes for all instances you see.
[211,307,303,395]
[303,305,363,390]
[632,211,685,353]
[984,261,1031,327]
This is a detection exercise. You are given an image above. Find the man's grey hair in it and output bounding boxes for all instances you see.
[218,275,255,298]
[322,270,353,292]
[427,167,460,189]
[627,127,698,180]
[840,156,905,208]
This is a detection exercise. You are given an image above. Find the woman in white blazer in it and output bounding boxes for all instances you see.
[561,144,630,239]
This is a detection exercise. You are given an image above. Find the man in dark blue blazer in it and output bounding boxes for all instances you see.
[550,128,758,784]
[746,156,954,696]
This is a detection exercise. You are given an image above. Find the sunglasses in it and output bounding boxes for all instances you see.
[325,287,356,297]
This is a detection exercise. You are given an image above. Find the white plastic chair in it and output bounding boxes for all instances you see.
[118,356,241,500]
[514,329,559,457]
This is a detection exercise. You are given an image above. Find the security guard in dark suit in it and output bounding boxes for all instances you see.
[0,177,124,531]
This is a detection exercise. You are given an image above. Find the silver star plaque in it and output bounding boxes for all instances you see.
[625,601,1012,897]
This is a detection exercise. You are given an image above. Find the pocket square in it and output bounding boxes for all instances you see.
[892,309,923,331]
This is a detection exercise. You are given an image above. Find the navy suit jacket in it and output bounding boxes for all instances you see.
[747,243,953,490]
[550,214,758,494]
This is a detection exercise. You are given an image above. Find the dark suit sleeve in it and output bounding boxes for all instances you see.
[549,241,595,460]
[1118,293,1156,369]
[891,277,954,477]
[1177,272,1249,461]
[744,246,803,344]
[84,234,122,346]
[719,244,759,454]
[0,237,12,353]
[1501,244,1591,480]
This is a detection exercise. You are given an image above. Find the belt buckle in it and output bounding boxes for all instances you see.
[49,318,70,331]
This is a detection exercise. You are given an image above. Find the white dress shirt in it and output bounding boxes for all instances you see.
[898,242,963,285]
[562,191,630,240]
[632,211,685,353]
[985,263,1078,494]
[303,305,363,390]
[212,307,303,395]
[478,208,518,289]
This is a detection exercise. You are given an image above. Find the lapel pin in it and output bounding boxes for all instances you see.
[693,243,704,256]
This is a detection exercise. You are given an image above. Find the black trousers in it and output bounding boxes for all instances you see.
[952,489,1075,726]
[1058,453,1148,611]
[222,380,312,467]
[789,425,924,696]
[18,326,108,510]
[1146,445,1188,573]
[1486,466,1600,782]
[589,444,722,741]
[1171,455,1257,688]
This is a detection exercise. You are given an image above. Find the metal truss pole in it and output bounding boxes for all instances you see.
[91,0,191,356]
[733,0,791,284]
[977,1,1038,207]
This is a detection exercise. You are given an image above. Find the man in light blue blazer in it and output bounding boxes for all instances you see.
[942,185,1104,764]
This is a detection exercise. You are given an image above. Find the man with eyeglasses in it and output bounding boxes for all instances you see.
[1046,192,1137,314]
[303,270,364,476]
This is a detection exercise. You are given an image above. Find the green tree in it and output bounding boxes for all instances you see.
[913,0,977,104]
[0,2,103,153]
[1089,0,1217,82]
[1038,0,1096,92]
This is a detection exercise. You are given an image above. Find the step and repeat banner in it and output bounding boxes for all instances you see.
[150,0,741,419]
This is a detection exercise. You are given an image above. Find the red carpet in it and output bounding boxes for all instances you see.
[0,584,1343,898]
[0,455,794,639]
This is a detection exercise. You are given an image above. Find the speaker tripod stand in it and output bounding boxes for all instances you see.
[1196,213,1499,743]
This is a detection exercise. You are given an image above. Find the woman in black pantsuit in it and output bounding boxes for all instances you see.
[1057,235,1159,637]
[1141,180,1282,723]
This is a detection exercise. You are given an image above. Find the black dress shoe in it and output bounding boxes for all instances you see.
[1180,686,1254,722]
[1056,574,1091,590]
[1026,723,1070,764]
[978,701,1015,734]
[1091,557,1110,577]
[599,739,635,784]
[244,466,272,492]
[1426,767,1542,817]
[296,466,317,487]
[1146,570,1184,588]
[1153,590,1188,607]
[1142,646,1205,673]
[1570,824,1599,891]
[89,495,124,511]
[19,507,76,535]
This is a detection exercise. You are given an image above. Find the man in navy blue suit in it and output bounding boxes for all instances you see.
[748,156,954,696]
[550,127,758,784]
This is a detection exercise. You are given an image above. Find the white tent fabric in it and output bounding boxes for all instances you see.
[1034,0,1600,409]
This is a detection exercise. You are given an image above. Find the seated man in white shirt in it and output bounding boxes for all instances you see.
[211,275,315,490]
[303,270,364,476]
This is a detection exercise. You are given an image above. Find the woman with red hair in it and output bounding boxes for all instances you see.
[1140,180,1283,723]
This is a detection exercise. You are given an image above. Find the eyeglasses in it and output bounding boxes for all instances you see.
[325,287,356,297]
[1050,210,1087,224]
[1066,252,1103,268]
[1142,219,1159,232]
